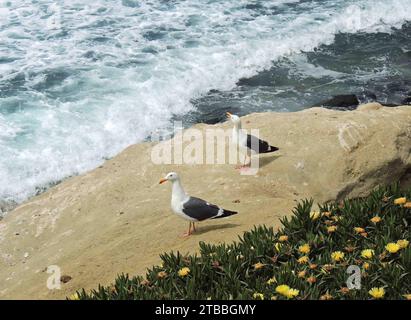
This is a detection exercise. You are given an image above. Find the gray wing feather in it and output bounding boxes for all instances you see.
[182,197,220,221]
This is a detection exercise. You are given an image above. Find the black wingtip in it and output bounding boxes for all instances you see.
[262,146,279,153]
[213,209,238,219]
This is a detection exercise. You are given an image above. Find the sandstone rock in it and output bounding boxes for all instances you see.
[0,105,410,299]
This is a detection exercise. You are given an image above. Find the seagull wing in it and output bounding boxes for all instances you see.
[182,197,237,221]
[246,134,279,154]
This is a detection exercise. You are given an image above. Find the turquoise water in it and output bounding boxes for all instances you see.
[0,0,410,205]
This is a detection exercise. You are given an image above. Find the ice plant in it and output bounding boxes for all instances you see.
[157,271,167,279]
[298,244,310,254]
[385,243,400,254]
[275,285,298,299]
[297,270,306,278]
[404,202,411,208]
[253,293,264,300]
[297,256,309,264]
[403,294,411,300]
[275,285,290,296]
[397,239,409,249]
[266,277,277,285]
[327,226,337,233]
[361,249,375,259]
[322,211,332,217]
[331,251,345,262]
[369,287,385,299]
[307,276,317,284]
[354,227,365,233]
[284,288,299,299]
[310,211,320,220]
[394,197,407,205]
[320,293,333,300]
[178,267,190,277]
[278,235,289,242]
[309,263,318,270]
[340,287,350,295]
[370,216,381,224]
[363,262,370,270]
[253,262,265,270]
[68,293,80,300]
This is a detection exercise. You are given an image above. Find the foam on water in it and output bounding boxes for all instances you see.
[0,0,410,205]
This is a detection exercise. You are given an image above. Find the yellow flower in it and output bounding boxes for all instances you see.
[253,262,265,270]
[309,263,318,270]
[278,235,289,242]
[270,296,277,300]
[361,249,375,259]
[178,267,190,277]
[370,216,381,224]
[157,271,168,279]
[363,262,370,270]
[320,293,333,300]
[284,288,299,299]
[322,211,332,217]
[297,256,309,264]
[307,276,317,284]
[266,277,277,285]
[275,284,290,295]
[404,202,411,208]
[394,197,407,205]
[354,227,365,234]
[327,226,337,233]
[340,287,350,294]
[385,243,401,254]
[310,211,321,220]
[369,287,385,299]
[397,239,409,249]
[298,244,310,254]
[68,293,80,300]
[331,251,345,262]
[403,294,411,300]
[253,293,264,300]
[297,270,306,278]
[275,285,298,299]
[274,243,283,251]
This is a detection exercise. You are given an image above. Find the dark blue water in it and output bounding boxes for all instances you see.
[188,22,411,124]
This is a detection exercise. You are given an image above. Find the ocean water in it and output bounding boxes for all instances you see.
[0,0,410,207]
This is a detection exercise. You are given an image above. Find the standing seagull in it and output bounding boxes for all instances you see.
[159,172,238,237]
[226,112,279,168]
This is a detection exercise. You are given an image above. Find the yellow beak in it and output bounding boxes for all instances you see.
[159,178,167,184]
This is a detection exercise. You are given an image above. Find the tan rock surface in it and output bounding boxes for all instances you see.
[1,105,410,299]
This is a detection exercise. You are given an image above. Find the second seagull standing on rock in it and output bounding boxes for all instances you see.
[227,112,279,169]
[159,172,238,237]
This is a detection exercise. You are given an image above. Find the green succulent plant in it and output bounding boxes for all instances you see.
[72,184,411,300]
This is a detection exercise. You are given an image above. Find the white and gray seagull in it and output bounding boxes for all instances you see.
[226,112,279,169]
[159,172,238,237]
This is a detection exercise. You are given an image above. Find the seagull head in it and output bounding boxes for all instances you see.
[159,172,179,184]
[226,112,241,125]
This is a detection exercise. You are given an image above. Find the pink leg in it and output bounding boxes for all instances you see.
[181,222,193,237]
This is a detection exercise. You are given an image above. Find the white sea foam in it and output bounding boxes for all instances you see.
[0,0,410,204]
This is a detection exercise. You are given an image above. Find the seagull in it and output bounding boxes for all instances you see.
[226,112,279,168]
[159,172,238,237]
